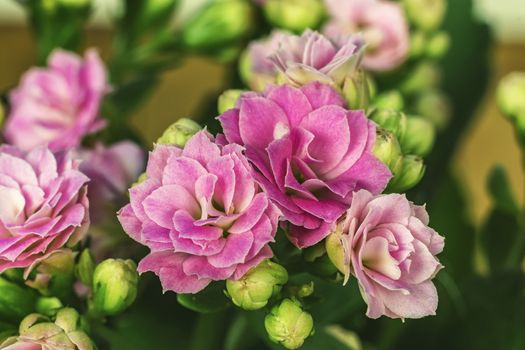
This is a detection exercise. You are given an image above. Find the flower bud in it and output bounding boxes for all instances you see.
[263,0,324,32]
[226,260,288,311]
[342,69,371,110]
[75,249,95,287]
[414,90,451,130]
[400,62,441,96]
[402,0,446,32]
[373,128,403,176]
[399,117,436,156]
[372,90,404,111]
[387,155,426,192]
[218,89,245,114]
[156,118,201,147]
[35,297,63,317]
[409,31,426,58]
[497,72,525,120]
[264,299,314,349]
[369,109,408,140]
[181,0,255,50]
[92,259,139,316]
[0,276,37,323]
[426,31,450,59]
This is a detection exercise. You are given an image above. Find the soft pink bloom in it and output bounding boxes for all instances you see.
[77,141,145,225]
[118,131,280,294]
[0,340,41,350]
[0,145,90,275]
[219,82,391,248]
[323,0,409,72]
[333,190,444,319]
[4,49,109,152]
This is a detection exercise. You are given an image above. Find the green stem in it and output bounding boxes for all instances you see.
[189,312,229,350]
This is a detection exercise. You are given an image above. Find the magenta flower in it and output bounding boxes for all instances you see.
[4,49,109,152]
[77,141,145,225]
[219,82,391,248]
[0,145,90,274]
[328,190,444,319]
[323,0,409,72]
[118,131,280,294]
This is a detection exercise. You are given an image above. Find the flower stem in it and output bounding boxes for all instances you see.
[189,311,229,350]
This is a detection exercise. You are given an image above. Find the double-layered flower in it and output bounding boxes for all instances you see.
[4,49,109,152]
[219,82,391,248]
[327,190,444,319]
[0,145,90,274]
[118,131,280,294]
[323,0,410,72]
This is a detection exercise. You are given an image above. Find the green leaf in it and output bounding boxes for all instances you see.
[487,165,520,214]
[177,282,231,313]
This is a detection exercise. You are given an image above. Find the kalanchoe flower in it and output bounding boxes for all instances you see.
[118,131,280,294]
[76,141,145,225]
[0,145,89,275]
[4,49,109,152]
[326,190,444,319]
[323,0,410,72]
[219,82,391,248]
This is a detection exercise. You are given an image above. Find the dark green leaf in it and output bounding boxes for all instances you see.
[177,282,231,313]
[488,165,520,214]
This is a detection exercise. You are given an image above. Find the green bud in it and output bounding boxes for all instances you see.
[372,90,404,111]
[387,155,426,192]
[35,297,63,317]
[75,249,95,287]
[409,31,426,58]
[0,276,37,323]
[325,221,351,283]
[497,72,525,120]
[425,31,450,59]
[92,259,139,316]
[342,69,371,110]
[414,90,451,130]
[400,62,441,96]
[373,128,403,176]
[263,0,324,33]
[218,89,245,114]
[264,299,314,349]
[402,0,446,32]
[226,260,288,311]
[369,109,408,140]
[399,117,435,156]
[156,118,201,147]
[181,0,255,50]
[296,282,314,298]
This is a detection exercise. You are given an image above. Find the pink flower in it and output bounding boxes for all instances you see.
[0,145,90,275]
[327,190,444,319]
[219,82,391,248]
[77,141,145,225]
[118,131,280,294]
[323,0,409,72]
[4,49,109,152]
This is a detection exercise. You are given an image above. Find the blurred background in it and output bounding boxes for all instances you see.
[0,0,523,223]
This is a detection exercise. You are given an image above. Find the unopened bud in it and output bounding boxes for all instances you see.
[75,249,95,287]
[226,260,288,311]
[426,31,450,59]
[414,90,451,130]
[409,31,426,58]
[400,62,441,96]
[369,109,408,140]
[218,89,245,114]
[399,117,435,156]
[342,69,371,110]
[387,155,426,192]
[263,0,324,33]
[156,118,201,147]
[497,72,525,120]
[372,90,404,111]
[373,128,403,176]
[264,299,314,349]
[92,259,138,316]
[181,0,255,50]
[402,0,446,32]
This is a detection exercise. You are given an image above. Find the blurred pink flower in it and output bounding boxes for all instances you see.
[4,49,109,152]
[219,82,391,248]
[0,145,89,275]
[330,190,444,319]
[118,131,280,293]
[77,141,145,225]
[323,0,409,71]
